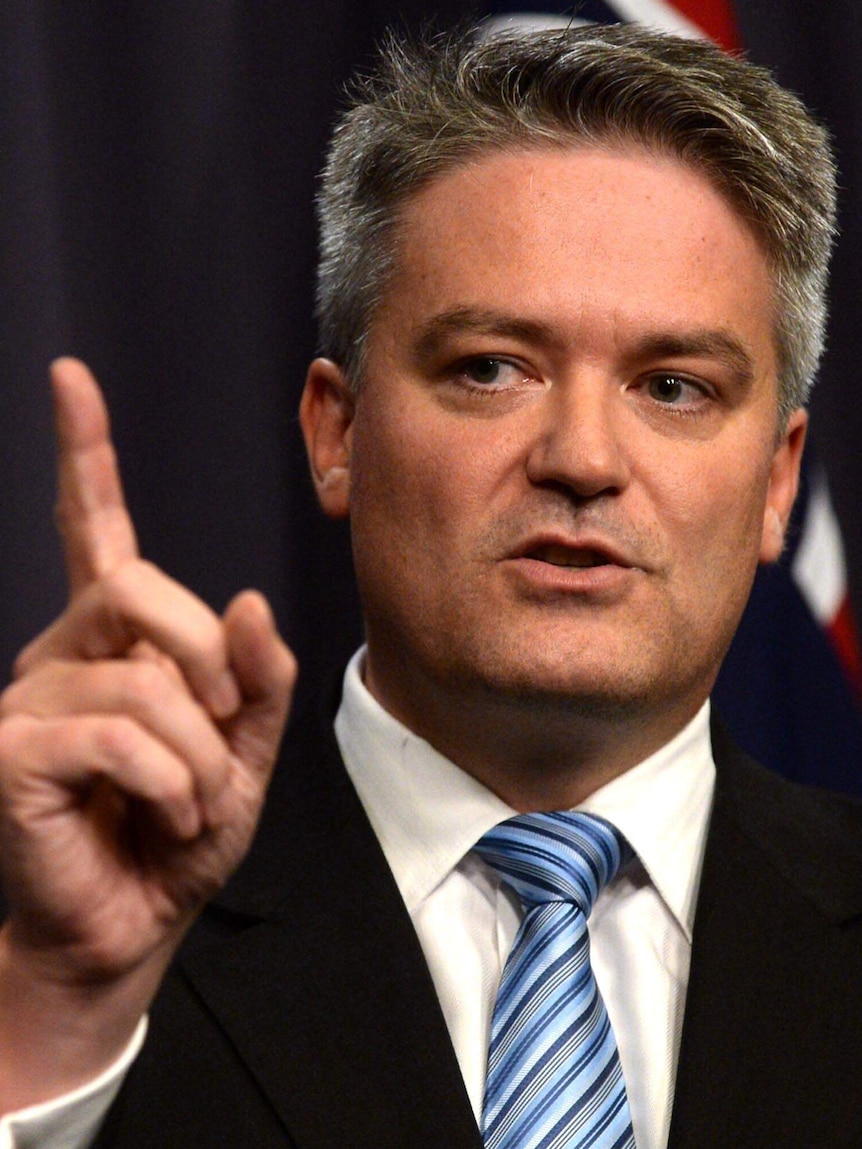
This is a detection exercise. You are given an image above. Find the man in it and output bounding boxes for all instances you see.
[1,21,860,1149]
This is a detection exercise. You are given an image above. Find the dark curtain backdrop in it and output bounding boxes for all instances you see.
[2,3,860,726]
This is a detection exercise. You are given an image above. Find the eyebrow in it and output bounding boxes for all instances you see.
[411,306,758,387]
[632,332,757,389]
[412,307,563,361]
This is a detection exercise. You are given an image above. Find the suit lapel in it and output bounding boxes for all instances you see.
[167,688,862,1148]
[178,684,483,1149]
[668,721,862,1149]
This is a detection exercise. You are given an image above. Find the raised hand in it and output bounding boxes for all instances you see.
[0,359,296,1109]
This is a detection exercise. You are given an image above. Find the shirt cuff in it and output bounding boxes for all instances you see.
[0,1016,148,1149]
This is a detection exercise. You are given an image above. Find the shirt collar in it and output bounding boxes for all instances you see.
[335,647,714,939]
[577,706,715,941]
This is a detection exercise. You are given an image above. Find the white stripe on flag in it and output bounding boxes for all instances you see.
[483,4,714,45]
[607,0,706,39]
[792,465,848,626]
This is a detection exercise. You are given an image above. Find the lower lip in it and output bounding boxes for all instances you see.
[502,557,638,597]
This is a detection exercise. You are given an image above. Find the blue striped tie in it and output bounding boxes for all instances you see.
[474,812,636,1149]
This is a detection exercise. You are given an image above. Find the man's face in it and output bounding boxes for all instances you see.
[302,145,805,764]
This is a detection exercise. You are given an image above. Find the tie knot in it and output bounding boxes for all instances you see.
[474,811,632,917]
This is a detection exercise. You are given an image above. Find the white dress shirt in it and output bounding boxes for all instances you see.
[0,1019,147,1149]
[335,648,715,1149]
[3,647,715,1149]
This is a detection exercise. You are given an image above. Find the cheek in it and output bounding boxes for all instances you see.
[348,413,465,576]
[352,399,506,529]
[656,452,772,591]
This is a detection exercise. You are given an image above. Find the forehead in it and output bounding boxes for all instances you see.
[375,144,776,379]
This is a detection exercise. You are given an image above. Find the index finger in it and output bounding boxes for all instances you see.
[51,358,140,599]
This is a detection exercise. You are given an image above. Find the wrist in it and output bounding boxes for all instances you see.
[0,925,170,1113]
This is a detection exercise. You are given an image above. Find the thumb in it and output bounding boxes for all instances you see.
[222,591,296,776]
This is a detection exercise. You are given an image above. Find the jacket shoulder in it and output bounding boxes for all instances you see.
[711,715,862,922]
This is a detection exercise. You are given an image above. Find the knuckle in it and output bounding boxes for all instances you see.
[0,713,35,765]
[92,715,142,763]
[131,558,161,585]
[11,635,44,679]
[100,559,147,613]
[11,648,31,680]
[199,627,227,671]
[100,558,166,617]
[0,681,21,720]
[183,625,228,692]
[0,716,56,788]
[125,659,173,708]
[188,605,224,660]
[160,767,195,807]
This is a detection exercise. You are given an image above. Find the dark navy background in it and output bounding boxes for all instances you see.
[1,1,860,793]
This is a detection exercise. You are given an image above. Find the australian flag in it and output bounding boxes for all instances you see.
[485,0,862,796]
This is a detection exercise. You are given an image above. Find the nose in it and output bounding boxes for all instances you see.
[525,373,631,498]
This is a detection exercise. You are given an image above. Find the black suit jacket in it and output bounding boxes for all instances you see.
[94,685,862,1147]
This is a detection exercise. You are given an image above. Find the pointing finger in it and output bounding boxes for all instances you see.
[51,358,140,599]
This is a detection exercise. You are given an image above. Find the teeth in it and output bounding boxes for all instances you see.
[531,545,605,568]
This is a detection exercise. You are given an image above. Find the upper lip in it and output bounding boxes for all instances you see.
[508,532,639,570]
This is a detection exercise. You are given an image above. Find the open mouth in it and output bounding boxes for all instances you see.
[526,544,614,569]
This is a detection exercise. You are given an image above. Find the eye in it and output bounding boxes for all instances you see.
[461,357,511,386]
[645,373,705,406]
[439,353,545,409]
[451,356,538,394]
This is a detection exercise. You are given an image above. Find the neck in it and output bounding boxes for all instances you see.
[362,653,709,811]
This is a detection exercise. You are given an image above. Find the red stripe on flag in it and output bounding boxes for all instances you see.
[828,596,862,700]
[669,0,742,51]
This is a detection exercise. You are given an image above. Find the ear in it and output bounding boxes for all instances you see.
[759,407,808,564]
[299,358,356,519]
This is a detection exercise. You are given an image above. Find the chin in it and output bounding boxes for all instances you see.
[448,627,715,720]
[452,651,655,716]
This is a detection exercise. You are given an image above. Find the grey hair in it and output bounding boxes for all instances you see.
[315,23,837,422]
